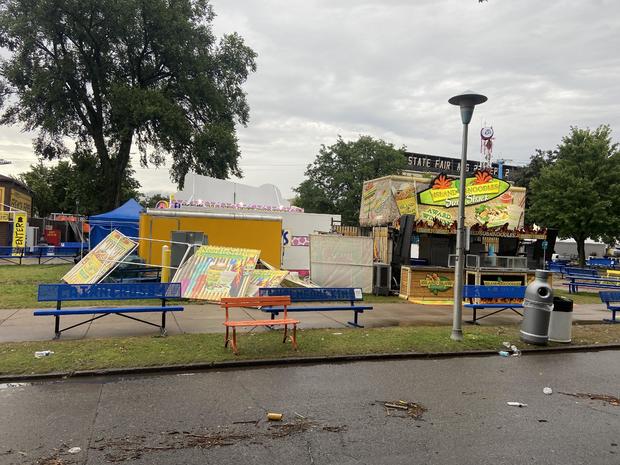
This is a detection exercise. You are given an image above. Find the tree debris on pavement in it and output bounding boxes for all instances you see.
[559,392,620,406]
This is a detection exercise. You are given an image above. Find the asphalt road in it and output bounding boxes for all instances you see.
[2,350,620,465]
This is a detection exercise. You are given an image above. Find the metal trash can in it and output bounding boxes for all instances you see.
[548,296,573,343]
[520,270,554,345]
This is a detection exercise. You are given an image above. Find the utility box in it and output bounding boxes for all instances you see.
[170,231,208,270]
[373,263,391,296]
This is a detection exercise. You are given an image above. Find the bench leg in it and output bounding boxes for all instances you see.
[291,324,298,350]
[604,309,619,324]
[225,326,230,348]
[231,328,238,355]
[160,311,167,336]
[282,324,288,343]
[347,311,364,328]
[54,315,61,339]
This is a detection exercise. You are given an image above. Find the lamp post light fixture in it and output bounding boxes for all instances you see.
[448,90,488,341]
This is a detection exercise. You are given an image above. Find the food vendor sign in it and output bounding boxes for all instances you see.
[417,170,524,229]
[359,171,525,229]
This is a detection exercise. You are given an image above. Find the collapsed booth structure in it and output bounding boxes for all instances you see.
[359,171,550,302]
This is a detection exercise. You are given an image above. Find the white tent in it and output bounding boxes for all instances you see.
[176,173,290,208]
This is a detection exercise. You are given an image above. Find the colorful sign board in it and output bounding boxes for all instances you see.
[172,245,260,301]
[63,230,137,284]
[245,270,289,297]
[12,213,26,248]
[392,181,418,215]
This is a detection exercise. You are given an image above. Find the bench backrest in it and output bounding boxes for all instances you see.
[462,285,526,300]
[548,262,566,273]
[565,267,598,277]
[599,291,620,304]
[37,283,181,302]
[220,296,292,320]
[0,246,24,257]
[258,287,363,302]
[32,246,83,256]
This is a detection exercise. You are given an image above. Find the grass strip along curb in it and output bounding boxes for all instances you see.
[2,324,620,381]
[2,343,620,383]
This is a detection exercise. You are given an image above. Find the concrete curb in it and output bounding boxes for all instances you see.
[1,343,619,383]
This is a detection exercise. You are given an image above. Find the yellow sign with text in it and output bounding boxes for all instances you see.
[12,213,27,248]
[10,190,32,214]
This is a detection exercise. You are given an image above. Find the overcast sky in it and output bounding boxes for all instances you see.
[1,0,619,199]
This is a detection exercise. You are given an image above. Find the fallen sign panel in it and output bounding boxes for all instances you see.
[62,230,137,284]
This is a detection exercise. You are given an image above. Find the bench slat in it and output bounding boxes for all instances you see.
[220,296,291,307]
[263,305,372,312]
[463,285,526,300]
[224,318,299,327]
[34,306,184,316]
[259,287,363,302]
[464,304,523,309]
[38,283,182,301]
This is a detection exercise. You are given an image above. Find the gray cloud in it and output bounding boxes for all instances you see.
[1,0,619,199]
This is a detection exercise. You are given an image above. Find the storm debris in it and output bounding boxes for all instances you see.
[377,400,427,419]
[559,392,620,406]
[82,418,346,463]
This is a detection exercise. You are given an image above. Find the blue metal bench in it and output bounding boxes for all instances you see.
[258,287,373,328]
[565,275,620,293]
[0,246,26,265]
[587,257,616,268]
[599,291,620,323]
[565,267,599,277]
[463,285,526,324]
[34,283,183,338]
[32,245,88,264]
[548,262,567,275]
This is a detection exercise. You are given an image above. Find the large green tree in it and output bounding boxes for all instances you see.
[512,148,557,223]
[20,151,140,217]
[294,136,407,225]
[0,0,256,209]
[528,125,620,265]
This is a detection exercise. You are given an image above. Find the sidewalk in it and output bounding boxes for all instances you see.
[0,301,611,343]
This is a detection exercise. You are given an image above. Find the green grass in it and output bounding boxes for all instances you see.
[0,264,73,309]
[2,324,620,376]
[554,288,602,304]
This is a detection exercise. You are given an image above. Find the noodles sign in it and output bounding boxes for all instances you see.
[418,170,510,208]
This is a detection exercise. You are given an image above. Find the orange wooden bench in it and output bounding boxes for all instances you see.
[220,296,300,355]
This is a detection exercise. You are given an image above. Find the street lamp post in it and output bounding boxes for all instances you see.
[448,90,488,341]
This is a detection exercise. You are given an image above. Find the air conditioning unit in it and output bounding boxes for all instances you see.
[373,263,391,296]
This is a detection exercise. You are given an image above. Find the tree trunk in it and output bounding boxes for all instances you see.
[101,133,133,210]
[576,237,586,267]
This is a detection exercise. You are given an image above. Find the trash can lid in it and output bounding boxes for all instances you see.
[553,296,573,312]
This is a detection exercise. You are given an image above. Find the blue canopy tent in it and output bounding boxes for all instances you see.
[89,199,144,248]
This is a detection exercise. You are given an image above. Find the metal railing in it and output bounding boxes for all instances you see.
[448,254,528,270]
